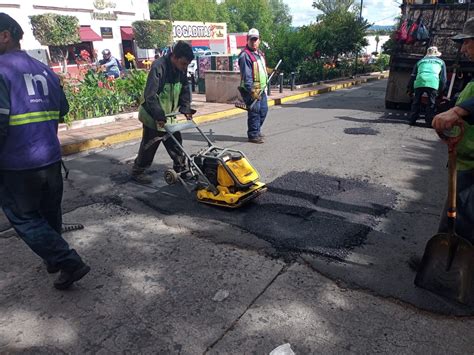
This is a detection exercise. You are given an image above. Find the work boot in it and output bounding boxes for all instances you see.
[131,166,152,184]
[54,263,91,290]
[248,137,264,144]
[44,260,60,274]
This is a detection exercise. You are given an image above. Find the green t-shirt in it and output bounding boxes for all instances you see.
[455,81,474,171]
[414,57,444,90]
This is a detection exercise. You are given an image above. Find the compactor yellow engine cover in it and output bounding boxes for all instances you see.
[217,157,259,187]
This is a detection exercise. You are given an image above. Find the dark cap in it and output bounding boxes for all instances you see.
[0,13,23,41]
[452,17,474,43]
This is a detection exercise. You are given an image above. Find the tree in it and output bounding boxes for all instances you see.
[375,34,380,54]
[221,0,273,40]
[312,0,355,15]
[150,0,226,22]
[29,13,80,73]
[269,0,292,28]
[149,0,172,20]
[310,9,369,62]
[266,25,313,74]
[132,20,173,49]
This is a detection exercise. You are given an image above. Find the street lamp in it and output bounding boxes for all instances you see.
[354,0,364,77]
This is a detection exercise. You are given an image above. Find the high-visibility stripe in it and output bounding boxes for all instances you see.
[10,110,59,120]
[9,111,59,126]
[0,108,9,115]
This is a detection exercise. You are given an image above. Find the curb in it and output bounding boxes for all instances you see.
[61,72,389,156]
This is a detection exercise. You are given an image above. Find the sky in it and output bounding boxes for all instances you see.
[284,0,401,27]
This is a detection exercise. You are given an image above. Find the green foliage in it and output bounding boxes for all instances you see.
[266,26,313,72]
[150,0,229,22]
[29,13,80,72]
[374,53,390,72]
[149,0,172,20]
[132,20,172,49]
[221,0,273,39]
[63,70,148,123]
[310,9,369,62]
[29,13,80,46]
[312,0,355,15]
[269,0,292,28]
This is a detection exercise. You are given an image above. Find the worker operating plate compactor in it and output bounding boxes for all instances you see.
[151,113,267,208]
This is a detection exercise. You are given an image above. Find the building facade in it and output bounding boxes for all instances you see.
[0,0,152,70]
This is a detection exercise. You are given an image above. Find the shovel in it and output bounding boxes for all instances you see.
[414,123,474,306]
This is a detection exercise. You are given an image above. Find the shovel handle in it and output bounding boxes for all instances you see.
[436,121,465,152]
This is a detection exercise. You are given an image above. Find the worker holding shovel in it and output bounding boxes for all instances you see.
[238,28,271,144]
[415,18,474,306]
[432,17,474,242]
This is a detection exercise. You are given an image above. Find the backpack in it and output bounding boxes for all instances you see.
[406,20,419,44]
[115,57,123,72]
[395,19,409,43]
[416,22,430,41]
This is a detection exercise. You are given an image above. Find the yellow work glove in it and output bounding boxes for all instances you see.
[250,90,260,101]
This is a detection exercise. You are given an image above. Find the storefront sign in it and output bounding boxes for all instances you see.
[91,12,118,21]
[172,21,227,41]
[93,0,116,10]
[101,27,113,39]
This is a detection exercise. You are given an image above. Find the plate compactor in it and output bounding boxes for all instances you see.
[162,117,267,208]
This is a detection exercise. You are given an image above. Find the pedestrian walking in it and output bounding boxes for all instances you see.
[238,28,270,144]
[432,17,474,243]
[131,41,195,184]
[407,46,447,126]
[0,13,90,289]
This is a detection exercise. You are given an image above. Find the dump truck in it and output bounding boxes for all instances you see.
[385,0,474,110]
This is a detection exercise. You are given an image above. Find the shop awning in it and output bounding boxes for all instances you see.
[79,26,102,42]
[191,39,210,47]
[120,27,134,41]
[236,36,247,48]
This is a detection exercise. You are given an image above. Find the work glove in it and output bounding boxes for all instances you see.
[250,90,260,101]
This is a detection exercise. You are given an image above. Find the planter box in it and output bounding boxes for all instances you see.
[204,70,241,104]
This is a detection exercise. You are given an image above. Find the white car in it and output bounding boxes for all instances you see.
[187,59,197,79]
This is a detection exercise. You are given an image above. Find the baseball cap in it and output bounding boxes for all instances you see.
[0,13,23,41]
[247,28,259,39]
[452,17,474,42]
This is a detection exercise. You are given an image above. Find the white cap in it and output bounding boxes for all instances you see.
[247,28,260,39]
[426,46,442,57]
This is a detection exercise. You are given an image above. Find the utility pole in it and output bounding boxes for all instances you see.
[354,0,363,77]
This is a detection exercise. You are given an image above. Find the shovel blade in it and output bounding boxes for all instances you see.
[415,233,474,305]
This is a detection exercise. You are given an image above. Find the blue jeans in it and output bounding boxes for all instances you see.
[1,162,84,272]
[247,93,268,139]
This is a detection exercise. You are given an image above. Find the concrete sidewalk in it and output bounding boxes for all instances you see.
[59,72,389,155]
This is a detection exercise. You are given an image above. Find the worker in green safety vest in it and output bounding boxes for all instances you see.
[407,46,447,126]
[132,41,194,185]
[432,17,474,243]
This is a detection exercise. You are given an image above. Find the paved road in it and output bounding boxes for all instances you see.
[1,80,473,353]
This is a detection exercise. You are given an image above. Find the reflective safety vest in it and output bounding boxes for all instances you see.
[414,56,444,90]
[0,51,63,170]
[138,55,186,132]
[239,48,268,92]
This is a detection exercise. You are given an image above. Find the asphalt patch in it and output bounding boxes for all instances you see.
[344,127,380,136]
[136,171,398,261]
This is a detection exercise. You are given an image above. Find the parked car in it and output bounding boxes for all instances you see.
[187,59,197,79]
